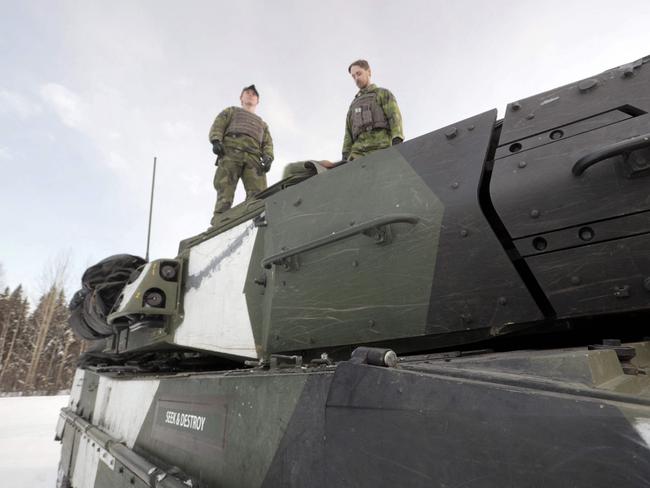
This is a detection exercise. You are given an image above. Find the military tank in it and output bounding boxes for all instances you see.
[57,56,650,488]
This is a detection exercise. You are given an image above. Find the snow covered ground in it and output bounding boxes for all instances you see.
[0,395,69,488]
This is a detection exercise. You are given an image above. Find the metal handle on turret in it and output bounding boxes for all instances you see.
[262,214,420,269]
[572,133,650,176]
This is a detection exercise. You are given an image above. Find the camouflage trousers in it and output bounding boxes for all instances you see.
[212,154,267,223]
[348,129,393,160]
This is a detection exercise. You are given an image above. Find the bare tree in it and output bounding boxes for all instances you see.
[24,253,70,388]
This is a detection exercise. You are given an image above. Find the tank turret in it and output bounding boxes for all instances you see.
[58,56,650,488]
[71,56,650,363]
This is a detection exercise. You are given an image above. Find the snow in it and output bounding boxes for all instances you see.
[0,395,69,488]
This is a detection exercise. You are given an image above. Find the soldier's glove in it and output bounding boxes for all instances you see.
[212,140,225,157]
[260,155,273,173]
[392,137,403,146]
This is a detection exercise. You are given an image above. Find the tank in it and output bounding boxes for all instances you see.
[57,56,650,488]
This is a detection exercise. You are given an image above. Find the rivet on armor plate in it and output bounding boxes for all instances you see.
[526,113,535,120]
[518,161,527,169]
[460,229,469,237]
[532,236,547,251]
[498,297,507,306]
[579,227,594,241]
[451,181,459,189]
[578,78,599,92]
[530,209,540,219]
[511,102,521,111]
[570,276,581,285]
[445,127,458,139]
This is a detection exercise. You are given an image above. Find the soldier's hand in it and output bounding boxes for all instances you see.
[260,155,273,173]
[212,140,225,156]
[392,137,403,146]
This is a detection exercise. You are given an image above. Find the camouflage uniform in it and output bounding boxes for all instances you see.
[342,84,403,161]
[209,106,273,220]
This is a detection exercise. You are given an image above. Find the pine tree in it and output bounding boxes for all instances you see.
[0,286,30,391]
[0,287,11,367]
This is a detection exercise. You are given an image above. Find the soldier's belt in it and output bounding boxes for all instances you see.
[227,147,262,158]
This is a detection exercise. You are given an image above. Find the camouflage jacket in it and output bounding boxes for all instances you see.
[209,106,274,160]
[342,84,404,160]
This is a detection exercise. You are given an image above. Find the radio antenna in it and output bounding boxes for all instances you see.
[145,156,157,261]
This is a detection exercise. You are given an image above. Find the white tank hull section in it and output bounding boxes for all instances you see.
[173,221,258,359]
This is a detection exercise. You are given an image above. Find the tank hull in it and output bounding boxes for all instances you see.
[58,341,650,488]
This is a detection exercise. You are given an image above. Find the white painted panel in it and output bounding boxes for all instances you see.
[71,433,100,488]
[68,368,85,409]
[93,376,160,448]
[174,221,258,358]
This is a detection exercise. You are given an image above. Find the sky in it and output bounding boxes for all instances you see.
[2,0,650,302]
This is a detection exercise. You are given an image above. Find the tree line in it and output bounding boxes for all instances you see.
[0,283,85,394]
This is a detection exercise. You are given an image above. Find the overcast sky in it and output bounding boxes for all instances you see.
[2,0,650,300]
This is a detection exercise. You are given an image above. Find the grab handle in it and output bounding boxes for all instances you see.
[262,214,419,269]
[572,133,650,176]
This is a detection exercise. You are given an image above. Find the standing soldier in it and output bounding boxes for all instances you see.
[208,84,273,224]
[342,60,404,161]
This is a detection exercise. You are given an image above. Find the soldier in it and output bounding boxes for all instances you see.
[208,84,273,224]
[342,60,404,161]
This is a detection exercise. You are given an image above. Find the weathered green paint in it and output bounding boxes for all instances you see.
[259,147,443,353]
[58,340,650,488]
[132,371,319,487]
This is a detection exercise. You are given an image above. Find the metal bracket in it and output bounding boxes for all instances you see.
[623,147,650,178]
[253,212,268,227]
[279,255,300,272]
[269,354,303,369]
[362,224,393,245]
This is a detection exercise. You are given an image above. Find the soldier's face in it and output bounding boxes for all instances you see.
[350,66,371,89]
[240,90,259,108]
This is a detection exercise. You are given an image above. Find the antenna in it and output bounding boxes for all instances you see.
[145,156,157,261]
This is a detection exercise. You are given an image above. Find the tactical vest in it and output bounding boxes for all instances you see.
[225,108,265,145]
[349,92,389,140]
